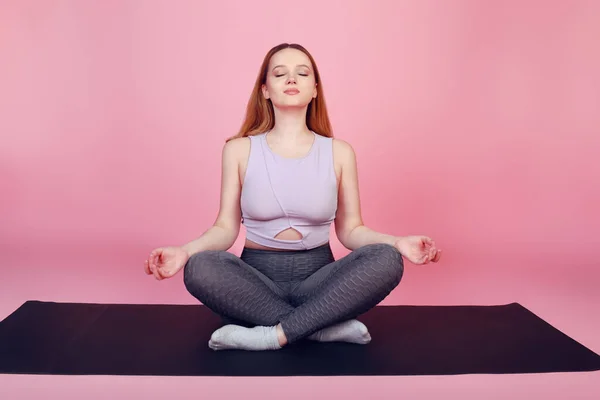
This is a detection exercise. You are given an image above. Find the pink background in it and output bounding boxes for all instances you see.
[1,0,599,398]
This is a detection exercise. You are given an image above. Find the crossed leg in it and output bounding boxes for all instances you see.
[183,243,404,350]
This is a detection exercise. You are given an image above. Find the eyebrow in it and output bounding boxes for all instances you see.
[272,64,311,71]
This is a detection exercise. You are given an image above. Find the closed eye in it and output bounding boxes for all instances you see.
[274,72,310,77]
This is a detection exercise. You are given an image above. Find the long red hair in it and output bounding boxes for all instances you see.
[226,43,333,142]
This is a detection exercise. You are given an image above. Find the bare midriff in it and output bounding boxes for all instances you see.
[243,227,304,251]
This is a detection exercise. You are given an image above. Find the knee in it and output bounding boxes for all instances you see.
[183,250,225,294]
[362,243,404,285]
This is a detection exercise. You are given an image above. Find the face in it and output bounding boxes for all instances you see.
[262,48,317,109]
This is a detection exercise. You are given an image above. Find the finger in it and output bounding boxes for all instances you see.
[144,259,151,274]
[157,264,172,278]
[151,259,162,280]
[434,249,442,262]
[149,255,161,280]
[149,249,162,271]
[150,249,159,266]
[421,237,433,248]
[428,247,436,259]
[153,266,162,280]
[159,268,173,279]
[148,260,156,275]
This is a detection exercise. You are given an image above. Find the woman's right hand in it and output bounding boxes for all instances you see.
[144,246,190,280]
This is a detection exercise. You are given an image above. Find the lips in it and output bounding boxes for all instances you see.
[284,88,300,95]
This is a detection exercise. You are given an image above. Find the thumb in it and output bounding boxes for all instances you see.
[158,267,170,278]
[152,248,165,265]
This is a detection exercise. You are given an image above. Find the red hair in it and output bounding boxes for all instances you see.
[226,43,333,142]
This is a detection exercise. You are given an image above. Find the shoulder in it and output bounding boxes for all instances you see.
[332,138,356,164]
[222,136,251,160]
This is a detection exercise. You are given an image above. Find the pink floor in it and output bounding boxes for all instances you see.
[1,239,599,399]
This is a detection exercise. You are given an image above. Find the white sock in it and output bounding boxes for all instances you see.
[208,324,282,351]
[308,319,371,344]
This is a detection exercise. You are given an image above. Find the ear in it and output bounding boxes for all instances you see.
[261,84,270,99]
[313,83,318,98]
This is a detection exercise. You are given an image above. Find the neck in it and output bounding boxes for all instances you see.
[270,106,311,140]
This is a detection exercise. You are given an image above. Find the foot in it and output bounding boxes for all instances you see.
[308,319,371,344]
[208,324,282,351]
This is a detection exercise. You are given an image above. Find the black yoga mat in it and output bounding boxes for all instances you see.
[1,300,599,376]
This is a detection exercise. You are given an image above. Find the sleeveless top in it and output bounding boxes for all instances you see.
[240,131,338,250]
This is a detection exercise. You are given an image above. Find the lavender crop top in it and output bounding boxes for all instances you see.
[240,131,338,250]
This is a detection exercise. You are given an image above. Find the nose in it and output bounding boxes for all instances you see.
[286,75,297,85]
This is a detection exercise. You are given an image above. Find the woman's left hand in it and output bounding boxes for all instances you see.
[393,235,442,265]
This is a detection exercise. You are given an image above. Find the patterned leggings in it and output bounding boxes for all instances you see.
[183,242,404,344]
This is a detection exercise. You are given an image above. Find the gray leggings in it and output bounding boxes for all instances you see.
[183,242,404,344]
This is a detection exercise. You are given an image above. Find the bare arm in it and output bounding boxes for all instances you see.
[333,139,397,250]
[181,138,247,256]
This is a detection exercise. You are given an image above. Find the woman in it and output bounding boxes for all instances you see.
[144,43,442,351]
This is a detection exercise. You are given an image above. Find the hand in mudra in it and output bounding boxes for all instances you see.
[144,246,190,280]
[394,236,442,265]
